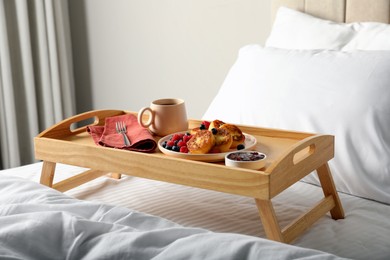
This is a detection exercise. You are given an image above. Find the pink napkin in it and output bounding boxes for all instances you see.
[87,114,157,153]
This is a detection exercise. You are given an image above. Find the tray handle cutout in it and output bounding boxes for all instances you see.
[70,116,98,133]
[265,135,334,197]
[37,110,126,138]
[292,143,316,166]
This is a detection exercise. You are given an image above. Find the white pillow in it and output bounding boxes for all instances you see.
[203,45,390,205]
[343,22,390,51]
[266,6,390,51]
[265,7,355,50]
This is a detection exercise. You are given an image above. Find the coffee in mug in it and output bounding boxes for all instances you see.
[137,98,188,136]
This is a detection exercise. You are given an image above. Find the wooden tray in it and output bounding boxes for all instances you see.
[34,109,344,243]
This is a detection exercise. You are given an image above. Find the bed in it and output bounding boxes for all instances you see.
[1,0,390,259]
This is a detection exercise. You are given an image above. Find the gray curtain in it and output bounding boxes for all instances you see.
[0,0,75,169]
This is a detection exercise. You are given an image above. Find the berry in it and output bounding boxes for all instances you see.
[199,124,206,130]
[177,140,186,147]
[171,134,182,142]
[180,146,189,153]
[237,144,245,150]
[201,120,210,129]
[183,135,192,143]
[163,132,193,153]
[211,128,218,135]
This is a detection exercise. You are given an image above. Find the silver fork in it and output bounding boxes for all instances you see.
[116,121,131,146]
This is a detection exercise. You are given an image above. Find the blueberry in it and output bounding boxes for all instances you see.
[211,128,218,135]
[185,132,191,136]
[162,141,167,148]
[200,124,206,130]
[166,146,173,150]
[237,144,245,150]
[172,146,180,152]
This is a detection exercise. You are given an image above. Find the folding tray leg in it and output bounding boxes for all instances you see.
[256,196,340,243]
[39,160,108,192]
[316,162,345,219]
[40,161,56,187]
[255,199,284,242]
[255,162,345,243]
[110,173,122,179]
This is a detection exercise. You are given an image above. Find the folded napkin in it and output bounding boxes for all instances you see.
[87,114,157,153]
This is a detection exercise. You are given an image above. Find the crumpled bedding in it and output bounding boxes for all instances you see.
[0,175,347,260]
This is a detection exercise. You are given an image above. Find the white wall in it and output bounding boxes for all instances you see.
[70,0,272,119]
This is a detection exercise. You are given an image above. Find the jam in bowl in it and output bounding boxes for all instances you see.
[225,151,266,170]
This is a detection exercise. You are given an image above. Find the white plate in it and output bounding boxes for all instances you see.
[158,132,257,162]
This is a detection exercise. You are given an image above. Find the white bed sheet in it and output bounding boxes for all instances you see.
[1,174,347,260]
[1,162,390,259]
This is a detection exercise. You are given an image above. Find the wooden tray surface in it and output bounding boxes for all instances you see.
[34,110,334,199]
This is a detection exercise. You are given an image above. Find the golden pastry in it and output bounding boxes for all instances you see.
[220,124,245,148]
[212,128,233,153]
[187,130,216,154]
[208,120,225,130]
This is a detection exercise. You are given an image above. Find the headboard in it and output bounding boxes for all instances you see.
[271,0,390,23]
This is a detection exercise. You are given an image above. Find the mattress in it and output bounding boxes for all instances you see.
[2,162,389,259]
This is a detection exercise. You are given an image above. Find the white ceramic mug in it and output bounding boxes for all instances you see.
[137,98,188,136]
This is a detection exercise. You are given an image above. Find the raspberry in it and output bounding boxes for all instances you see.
[177,140,186,147]
[202,120,210,129]
[171,134,182,142]
[183,135,192,143]
[180,146,189,153]
[167,140,175,147]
